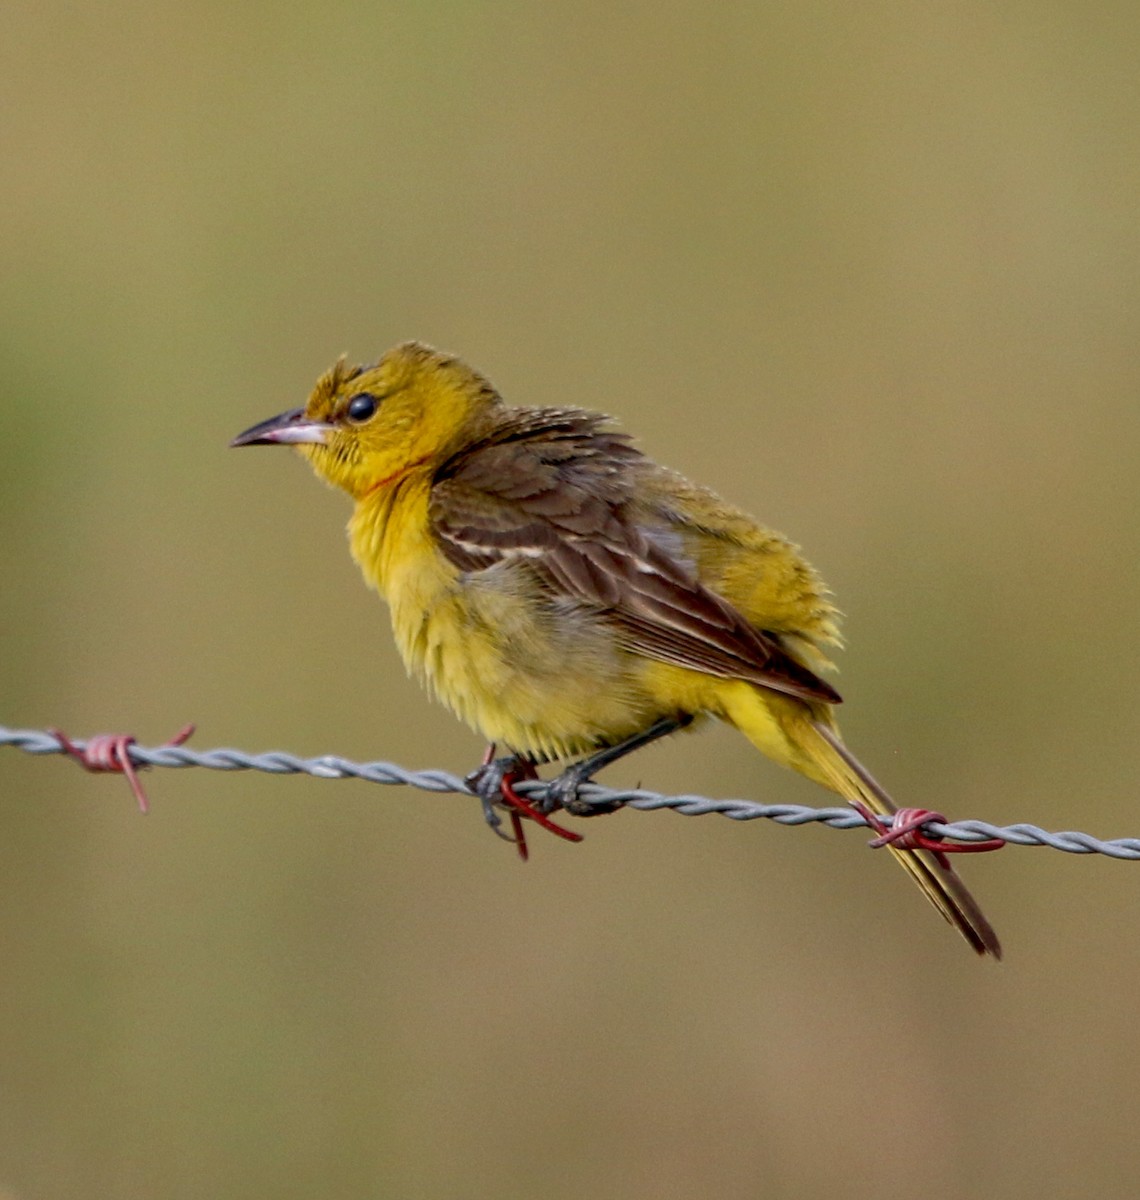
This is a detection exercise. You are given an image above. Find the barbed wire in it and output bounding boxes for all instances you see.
[2,723,1137,860]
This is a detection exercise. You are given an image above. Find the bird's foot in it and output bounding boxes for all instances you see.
[465,746,583,861]
[465,750,531,840]
[541,762,625,818]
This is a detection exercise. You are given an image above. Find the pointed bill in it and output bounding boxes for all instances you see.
[230,407,334,447]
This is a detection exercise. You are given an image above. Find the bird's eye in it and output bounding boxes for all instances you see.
[346,393,379,423]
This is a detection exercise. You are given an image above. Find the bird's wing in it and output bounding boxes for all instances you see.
[430,409,841,705]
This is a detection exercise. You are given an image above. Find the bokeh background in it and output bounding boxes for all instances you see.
[2,4,1138,1198]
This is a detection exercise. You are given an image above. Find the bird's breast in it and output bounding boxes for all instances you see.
[348,482,662,758]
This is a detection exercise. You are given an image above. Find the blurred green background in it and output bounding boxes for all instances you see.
[2,3,1138,1197]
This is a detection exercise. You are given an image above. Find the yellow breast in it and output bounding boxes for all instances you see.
[349,477,458,677]
[346,475,662,759]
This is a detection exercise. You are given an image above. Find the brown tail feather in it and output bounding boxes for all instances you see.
[809,721,1001,959]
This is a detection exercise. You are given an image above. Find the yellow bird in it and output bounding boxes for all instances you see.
[232,341,1000,957]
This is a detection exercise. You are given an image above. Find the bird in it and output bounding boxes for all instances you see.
[232,340,1000,957]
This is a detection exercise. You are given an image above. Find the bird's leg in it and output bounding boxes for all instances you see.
[543,715,692,817]
[465,745,584,861]
[465,745,527,840]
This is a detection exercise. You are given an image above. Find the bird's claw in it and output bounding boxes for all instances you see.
[541,766,625,818]
[465,748,584,860]
[465,754,527,842]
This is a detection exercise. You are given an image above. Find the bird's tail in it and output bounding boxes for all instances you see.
[801,718,1001,958]
[718,683,1000,956]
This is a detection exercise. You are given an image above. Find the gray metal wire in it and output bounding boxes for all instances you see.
[2,723,1137,859]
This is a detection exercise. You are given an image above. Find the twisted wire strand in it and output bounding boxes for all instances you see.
[2,724,1137,860]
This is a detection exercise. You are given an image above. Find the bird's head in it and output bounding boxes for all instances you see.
[231,341,500,499]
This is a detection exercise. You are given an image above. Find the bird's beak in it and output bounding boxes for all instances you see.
[230,408,334,447]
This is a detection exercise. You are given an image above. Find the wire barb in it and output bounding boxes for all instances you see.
[2,723,1138,860]
[849,800,1005,868]
[468,744,584,860]
[49,724,196,814]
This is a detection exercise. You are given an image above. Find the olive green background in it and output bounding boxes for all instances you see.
[2,4,1138,1198]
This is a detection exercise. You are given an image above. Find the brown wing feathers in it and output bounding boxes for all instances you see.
[431,409,841,705]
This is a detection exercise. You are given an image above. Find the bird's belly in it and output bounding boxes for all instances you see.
[390,577,661,761]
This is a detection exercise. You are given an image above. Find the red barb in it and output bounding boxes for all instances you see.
[498,770,583,861]
[477,747,583,860]
[52,723,195,814]
[849,801,1004,868]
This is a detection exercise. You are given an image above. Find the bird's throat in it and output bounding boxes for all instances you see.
[358,454,433,501]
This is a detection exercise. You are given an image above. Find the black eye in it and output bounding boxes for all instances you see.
[346,393,378,423]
